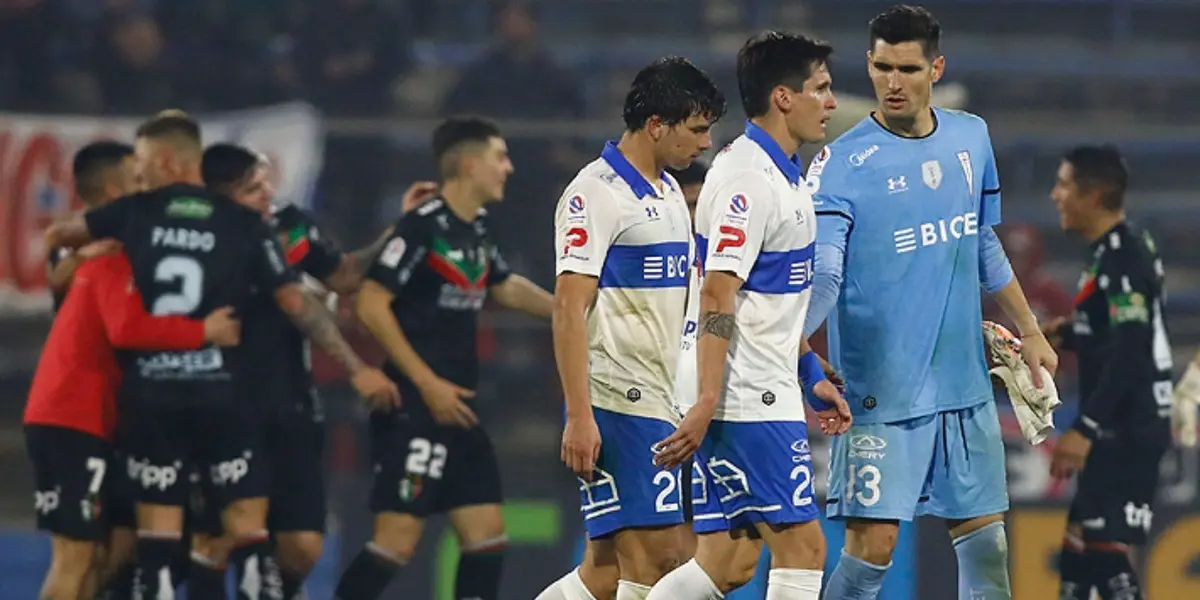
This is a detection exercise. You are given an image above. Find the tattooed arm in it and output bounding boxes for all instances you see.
[274,283,365,373]
[696,270,741,413]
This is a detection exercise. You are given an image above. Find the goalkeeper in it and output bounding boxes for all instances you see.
[1043,145,1173,600]
[803,6,1057,600]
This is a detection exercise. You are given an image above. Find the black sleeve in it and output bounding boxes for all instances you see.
[83,194,140,241]
[486,239,513,287]
[365,214,430,296]
[1071,250,1156,439]
[284,207,344,281]
[247,217,301,293]
[1057,319,1077,352]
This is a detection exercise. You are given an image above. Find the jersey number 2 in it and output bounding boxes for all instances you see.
[152,256,204,315]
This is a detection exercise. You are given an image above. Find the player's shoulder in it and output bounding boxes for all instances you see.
[270,202,310,225]
[808,120,887,183]
[1100,222,1157,269]
[935,108,991,137]
[559,159,621,206]
[393,197,446,237]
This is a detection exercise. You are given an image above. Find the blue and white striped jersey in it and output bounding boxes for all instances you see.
[554,142,692,423]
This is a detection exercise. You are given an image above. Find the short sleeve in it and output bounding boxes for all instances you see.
[366,214,430,296]
[84,193,140,241]
[806,145,856,226]
[247,217,300,292]
[554,179,622,278]
[980,129,1002,227]
[283,207,344,280]
[486,240,513,286]
[699,171,773,281]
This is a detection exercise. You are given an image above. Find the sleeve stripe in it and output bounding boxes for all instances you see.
[983,187,1001,196]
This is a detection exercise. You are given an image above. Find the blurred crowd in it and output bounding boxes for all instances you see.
[0,0,583,118]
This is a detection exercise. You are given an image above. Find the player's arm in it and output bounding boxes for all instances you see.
[488,241,552,319]
[89,258,217,349]
[45,194,139,250]
[1071,251,1158,441]
[803,148,855,338]
[47,249,81,297]
[552,182,622,478]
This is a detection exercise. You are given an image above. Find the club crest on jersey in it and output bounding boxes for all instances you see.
[921,160,942,190]
[379,237,407,268]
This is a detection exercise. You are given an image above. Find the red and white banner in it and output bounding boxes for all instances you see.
[0,102,323,316]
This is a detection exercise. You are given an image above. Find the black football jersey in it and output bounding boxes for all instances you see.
[366,198,512,391]
[84,183,299,403]
[1061,221,1172,444]
[242,204,344,414]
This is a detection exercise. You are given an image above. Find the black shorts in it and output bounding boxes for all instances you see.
[25,425,113,542]
[121,402,268,508]
[265,406,327,533]
[369,410,503,517]
[107,448,137,530]
[1067,440,1165,545]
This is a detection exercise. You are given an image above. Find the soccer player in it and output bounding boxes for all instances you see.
[338,115,553,600]
[1043,146,1172,600]
[643,33,848,600]
[44,111,399,600]
[25,141,242,600]
[803,7,1057,600]
[537,57,725,600]
[190,143,435,600]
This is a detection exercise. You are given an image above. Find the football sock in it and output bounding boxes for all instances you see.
[229,532,283,600]
[645,559,724,600]
[953,521,1012,600]
[333,542,404,600]
[1088,543,1143,600]
[455,536,507,600]
[765,568,822,599]
[615,580,652,600]
[533,568,598,600]
[823,551,889,599]
[134,532,184,600]
[1058,533,1093,600]
[187,551,228,600]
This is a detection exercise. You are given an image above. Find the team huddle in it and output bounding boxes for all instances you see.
[24,3,1183,600]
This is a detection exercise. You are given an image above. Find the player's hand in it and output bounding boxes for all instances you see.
[78,238,122,260]
[1019,331,1058,389]
[1041,317,1069,350]
[654,402,715,469]
[352,367,402,410]
[812,380,853,436]
[1049,428,1092,479]
[401,181,439,213]
[817,354,845,393]
[202,307,241,347]
[418,376,478,428]
[561,414,602,481]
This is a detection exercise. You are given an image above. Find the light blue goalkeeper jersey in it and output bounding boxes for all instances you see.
[806,108,1012,424]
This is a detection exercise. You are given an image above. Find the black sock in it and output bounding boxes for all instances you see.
[455,546,506,600]
[333,543,403,600]
[188,553,228,600]
[134,535,184,600]
[97,563,135,600]
[1058,542,1092,600]
[281,569,307,600]
[1088,546,1143,600]
[229,534,283,600]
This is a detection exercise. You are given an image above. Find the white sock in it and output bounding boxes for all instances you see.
[765,568,823,599]
[645,558,724,600]
[535,568,598,600]
[616,579,653,600]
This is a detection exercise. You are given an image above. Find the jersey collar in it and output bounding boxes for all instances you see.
[600,141,672,199]
[744,121,803,186]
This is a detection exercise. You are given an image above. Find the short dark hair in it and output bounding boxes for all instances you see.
[1063,145,1128,211]
[737,31,833,118]
[202,143,261,195]
[135,109,202,146]
[72,141,134,205]
[622,56,726,131]
[869,5,941,58]
[667,160,708,187]
[432,116,503,177]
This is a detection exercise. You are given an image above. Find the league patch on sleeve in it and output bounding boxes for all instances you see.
[379,237,407,268]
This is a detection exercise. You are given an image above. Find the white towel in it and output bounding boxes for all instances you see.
[983,322,1062,445]
[1172,362,1200,448]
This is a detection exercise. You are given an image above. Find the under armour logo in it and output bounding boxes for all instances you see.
[888,176,908,193]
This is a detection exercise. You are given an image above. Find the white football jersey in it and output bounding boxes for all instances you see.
[692,123,817,422]
[554,142,693,423]
[674,264,700,415]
